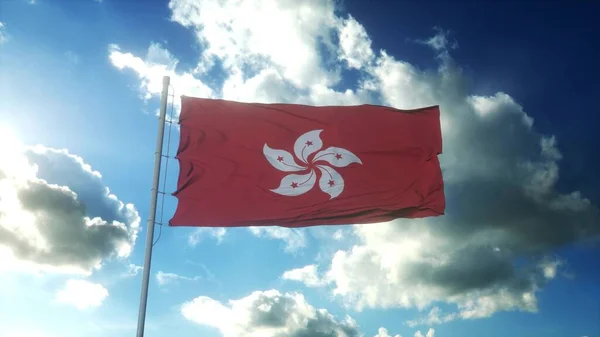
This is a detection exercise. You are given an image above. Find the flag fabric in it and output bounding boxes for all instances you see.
[170,96,445,228]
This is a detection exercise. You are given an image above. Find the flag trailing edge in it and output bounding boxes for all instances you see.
[170,96,445,228]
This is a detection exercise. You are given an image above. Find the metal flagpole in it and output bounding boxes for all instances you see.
[136,75,170,337]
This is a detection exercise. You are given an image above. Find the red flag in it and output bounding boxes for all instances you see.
[170,96,444,228]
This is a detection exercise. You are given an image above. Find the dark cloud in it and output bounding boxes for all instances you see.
[182,290,362,337]
[286,29,600,322]
[289,310,361,337]
[110,0,599,327]
[0,146,140,273]
[25,147,134,225]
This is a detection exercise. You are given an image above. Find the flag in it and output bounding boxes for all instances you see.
[170,96,444,228]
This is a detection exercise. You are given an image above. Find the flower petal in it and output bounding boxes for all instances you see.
[270,170,316,196]
[264,144,306,172]
[313,147,362,168]
[294,130,323,163]
[317,165,344,199]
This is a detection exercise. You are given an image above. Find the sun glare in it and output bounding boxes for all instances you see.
[0,123,22,152]
[0,122,37,181]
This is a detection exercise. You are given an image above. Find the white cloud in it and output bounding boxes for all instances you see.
[332,229,345,241]
[249,227,306,253]
[156,271,201,286]
[366,50,437,109]
[407,307,457,327]
[109,42,213,103]
[55,279,108,310]
[417,27,457,51]
[110,0,376,108]
[283,28,599,322]
[540,258,563,280]
[337,15,374,69]
[414,328,435,337]
[188,227,226,246]
[374,327,402,337]
[181,289,361,337]
[0,134,140,275]
[169,0,340,89]
[181,289,426,337]
[126,263,143,277]
[282,264,327,287]
[111,0,600,325]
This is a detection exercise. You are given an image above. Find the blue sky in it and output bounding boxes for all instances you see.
[0,1,599,337]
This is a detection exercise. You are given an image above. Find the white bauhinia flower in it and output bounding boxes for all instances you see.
[263,130,362,199]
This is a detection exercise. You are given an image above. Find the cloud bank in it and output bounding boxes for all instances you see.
[109,0,599,327]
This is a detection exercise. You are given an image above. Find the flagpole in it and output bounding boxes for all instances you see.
[136,75,170,337]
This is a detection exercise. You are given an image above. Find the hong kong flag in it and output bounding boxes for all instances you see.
[170,96,444,228]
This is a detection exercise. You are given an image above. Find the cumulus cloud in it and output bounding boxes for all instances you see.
[169,0,340,89]
[249,227,306,253]
[414,328,435,337]
[337,15,375,69]
[181,290,361,337]
[110,0,376,108]
[374,327,402,337]
[110,0,600,324]
[181,289,431,337]
[284,29,600,322]
[55,279,109,310]
[0,135,140,274]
